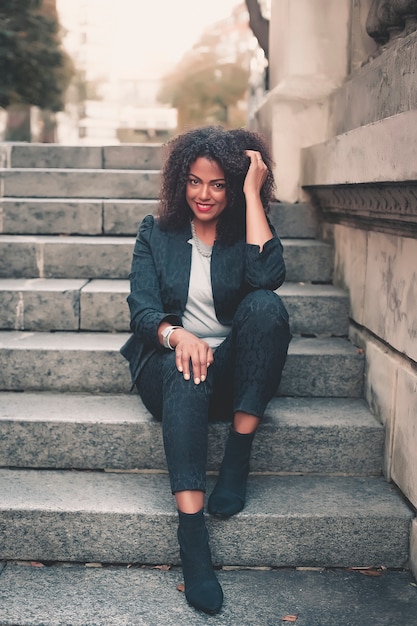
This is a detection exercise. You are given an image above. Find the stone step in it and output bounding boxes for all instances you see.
[0,394,382,474]
[0,470,411,566]
[269,201,320,238]
[0,198,158,235]
[0,279,349,336]
[0,169,160,199]
[1,563,416,626]
[0,199,319,239]
[0,235,334,282]
[0,332,364,396]
[0,143,163,170]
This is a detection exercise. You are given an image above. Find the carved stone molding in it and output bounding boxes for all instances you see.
[305,183,417,238]
[367,0,417,44]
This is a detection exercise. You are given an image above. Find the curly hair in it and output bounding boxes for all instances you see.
[157,126,275,245]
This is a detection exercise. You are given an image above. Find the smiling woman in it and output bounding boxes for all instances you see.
[121,125,291,615]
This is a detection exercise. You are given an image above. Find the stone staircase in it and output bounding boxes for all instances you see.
[0,143,415,625]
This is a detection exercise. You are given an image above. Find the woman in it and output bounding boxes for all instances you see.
[121,126,290,615]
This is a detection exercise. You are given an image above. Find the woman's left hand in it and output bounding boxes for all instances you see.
[243,150,268,198]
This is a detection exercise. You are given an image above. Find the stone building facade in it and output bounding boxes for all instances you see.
[254,0,417,577]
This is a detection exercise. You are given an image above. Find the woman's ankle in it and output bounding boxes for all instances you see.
[175,490,204,514]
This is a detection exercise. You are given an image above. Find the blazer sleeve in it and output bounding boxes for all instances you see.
[244,222,286,290]
[127,215,182,348]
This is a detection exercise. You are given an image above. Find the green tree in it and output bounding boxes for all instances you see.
[0,0,73,141]
[159,31,250,132]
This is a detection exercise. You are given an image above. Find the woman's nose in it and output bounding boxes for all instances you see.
[198,184,210,200]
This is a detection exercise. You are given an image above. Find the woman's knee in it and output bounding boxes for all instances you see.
[235,290,289,334]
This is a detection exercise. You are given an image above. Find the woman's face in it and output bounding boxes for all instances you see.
[185,157,227,225]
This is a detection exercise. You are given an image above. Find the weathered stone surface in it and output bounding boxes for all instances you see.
[0,236,39,277]
[0,278,86,331]
[2,564,417,626]
[364,339,398,481]
[302,110,417,187]
[411,517,417,581]
[0,199,103,235]
[103,144,162,170]
[0,169,160,199]
[283,239,334,282]
[280,337,364,397]
[1,564,416,626]
[0,393,383,474]
[6,145,103,169]
[0,332,364,396]
[78,280,348,335]
[0,331,131,393]
[80,280,129,331]
[269,202,319,238]
[0,236,134,279]
[0,236,332,282]
[328,32,417,136]
[391,367,417,509]
[0,277,349,335]
[41,237,133,280]
[103,199,157,234]
[279,282,349,336]
[0,470,411,566]
[364,231,417,363]
[333,224,367,325]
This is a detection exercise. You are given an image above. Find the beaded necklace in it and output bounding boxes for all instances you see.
[190,220,213,258]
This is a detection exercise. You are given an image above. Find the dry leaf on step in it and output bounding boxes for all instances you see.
[347,566,382,577]
[177,583,185,593]
[282,616,298,622]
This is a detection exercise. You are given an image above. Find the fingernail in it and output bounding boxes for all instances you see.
[200,375,206,382]
[184,373,190,380]
[194,377,200,385]
[178,366,183,372]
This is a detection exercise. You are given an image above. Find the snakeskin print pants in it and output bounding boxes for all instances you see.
[136,290,290,493]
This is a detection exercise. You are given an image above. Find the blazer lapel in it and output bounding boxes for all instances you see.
[163,223,193,314]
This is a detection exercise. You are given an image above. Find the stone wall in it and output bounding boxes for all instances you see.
[254,0,417,577]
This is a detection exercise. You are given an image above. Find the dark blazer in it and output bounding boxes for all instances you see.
[120,214,286,386]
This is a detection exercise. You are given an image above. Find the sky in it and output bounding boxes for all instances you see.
[57,0,243,80]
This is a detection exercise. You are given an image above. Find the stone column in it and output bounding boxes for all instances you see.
[253,0,351,202]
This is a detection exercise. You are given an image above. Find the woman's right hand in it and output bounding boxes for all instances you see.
[170,328,214,385]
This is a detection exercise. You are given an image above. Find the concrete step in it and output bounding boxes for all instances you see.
[0,235,334,282]
[0,199,319,239]
[0,169,160,199]
[0,198,157,235]
[1,563,416,626]
[0,279,349,335]
[0,333,364,396]
[269,201,320,238]
[0,470,411,566]
[0,143,163,170]
[0,394,383,474]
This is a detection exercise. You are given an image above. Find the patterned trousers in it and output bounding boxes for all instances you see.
[136,290,291,493]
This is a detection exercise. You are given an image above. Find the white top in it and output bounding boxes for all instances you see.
[182,238,231,348]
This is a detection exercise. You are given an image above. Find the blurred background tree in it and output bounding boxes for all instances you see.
[0,0,74,141]
[158,28,250,132]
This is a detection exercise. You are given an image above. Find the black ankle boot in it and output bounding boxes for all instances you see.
[177,509,223,614]
[208,427,255,518]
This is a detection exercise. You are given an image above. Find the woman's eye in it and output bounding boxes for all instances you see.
[188,178,199,185]
[213,183,225,189]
